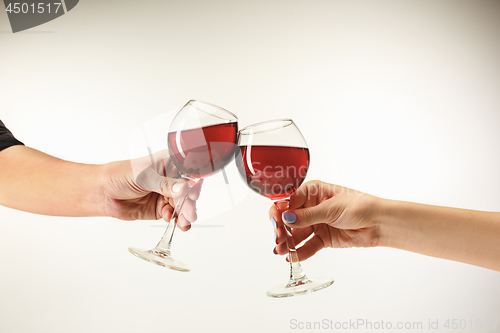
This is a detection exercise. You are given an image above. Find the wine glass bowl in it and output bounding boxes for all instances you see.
[237,119,309,203]
[236,119,334,297]
[168,100,238,180]
[129,100,238,271]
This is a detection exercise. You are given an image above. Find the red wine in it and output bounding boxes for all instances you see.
[168,122,238,179]
[236,145,309,200]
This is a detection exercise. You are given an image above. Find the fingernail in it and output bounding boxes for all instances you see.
[274,232,277,242]
[271,218,277,230]
[282,212,296,223]
[179,218,189,228]
[172,182,183,194]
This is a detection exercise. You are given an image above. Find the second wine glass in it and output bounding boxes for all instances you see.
[236,119,334,297]
[129,100,238,271]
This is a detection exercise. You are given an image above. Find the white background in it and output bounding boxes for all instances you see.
[1,1,500,332]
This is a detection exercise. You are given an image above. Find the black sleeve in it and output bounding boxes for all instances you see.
[0,120,24,152]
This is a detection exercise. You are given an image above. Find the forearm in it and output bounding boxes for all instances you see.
[377,198,500,271]
[0,146,107,217]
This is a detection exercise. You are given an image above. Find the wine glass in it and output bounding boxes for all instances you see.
[129,100,238,271]
[236,119,334,297]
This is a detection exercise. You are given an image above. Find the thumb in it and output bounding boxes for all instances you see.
[282,200,335,228]
[135,166,166,193]
[135,165,184,198]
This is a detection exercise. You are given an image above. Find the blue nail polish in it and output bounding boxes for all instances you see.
[274,233,277,242]
[271,217,277,230]
[282,212,296,223]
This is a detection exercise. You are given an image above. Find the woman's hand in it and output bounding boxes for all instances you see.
[269,180,500,272]
[269,180,381,261]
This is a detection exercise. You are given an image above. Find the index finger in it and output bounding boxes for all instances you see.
[288,180,324,210]
[289,180,339,210]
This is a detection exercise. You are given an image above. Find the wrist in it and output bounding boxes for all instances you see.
[88,163,111,217]
[97,159,144,219]
[374,198,410,250]
[97,160,134,218]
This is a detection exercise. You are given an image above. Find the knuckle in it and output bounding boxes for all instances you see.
[300,207,313,224]
[324,200,341,222]
[308,180,323,190]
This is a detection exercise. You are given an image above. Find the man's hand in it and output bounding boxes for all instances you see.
[102,150,203,231]
[0,146,202,231]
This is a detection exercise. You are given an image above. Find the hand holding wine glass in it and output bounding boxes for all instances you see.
[269,181,380,260]
[270,179,500,273]
[103,149,203,231]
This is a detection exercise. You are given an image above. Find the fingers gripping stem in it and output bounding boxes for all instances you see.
[156,178,196,252]
[275,199,307,282]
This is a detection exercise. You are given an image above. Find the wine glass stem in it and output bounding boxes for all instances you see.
[155,178,196,254]
[284,224,307,281]
[275,199,307,282]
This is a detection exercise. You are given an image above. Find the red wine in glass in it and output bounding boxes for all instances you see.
[236,145,309,201]
[236,119,334,297]
[129,100,238,272]
[168,122,238,179]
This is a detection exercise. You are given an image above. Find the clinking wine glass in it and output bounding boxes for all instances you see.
[129,100,238,271]
[236,119,334,297]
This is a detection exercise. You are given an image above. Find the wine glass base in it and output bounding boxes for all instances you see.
[128,247,190,272]
[266,277,334,298]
